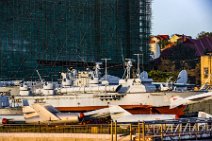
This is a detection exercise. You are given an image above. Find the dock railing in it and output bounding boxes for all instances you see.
[0,118,212,141]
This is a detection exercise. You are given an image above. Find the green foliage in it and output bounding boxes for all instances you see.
[197,31,212,39]
[148,70,178,82]
[159,40,170,49]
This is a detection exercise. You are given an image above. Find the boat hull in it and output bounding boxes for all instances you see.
[14,91,197,117]
[56,105,185,117]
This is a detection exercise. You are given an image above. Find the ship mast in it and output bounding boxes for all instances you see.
[101,58,111,80]
[94,62,102,78]
[36,70,44,84]
[125,58,133,79]
[133,54,142,77]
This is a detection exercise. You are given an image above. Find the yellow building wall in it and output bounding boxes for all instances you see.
[201,55,212,85]
[169,35,181,43]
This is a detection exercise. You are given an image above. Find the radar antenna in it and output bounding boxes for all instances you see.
[94,62,102,78]
[124,58,134,79]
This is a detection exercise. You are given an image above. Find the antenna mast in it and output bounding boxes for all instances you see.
[101,58,111,80]
[94,62,102,78]
[125,58,133,79]
[36,70,44,84]
[133,54,143,76]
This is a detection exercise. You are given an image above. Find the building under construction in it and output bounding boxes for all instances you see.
[0,0,151,80]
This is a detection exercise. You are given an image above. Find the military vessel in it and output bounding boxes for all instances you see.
[0,95,22,115]
[13,60,200,117]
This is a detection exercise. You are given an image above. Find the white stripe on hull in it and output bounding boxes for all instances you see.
[14,91,196,108]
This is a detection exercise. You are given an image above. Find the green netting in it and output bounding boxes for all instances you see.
[0,0,151,80]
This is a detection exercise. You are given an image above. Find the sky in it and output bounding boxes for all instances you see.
[152,0,212,38]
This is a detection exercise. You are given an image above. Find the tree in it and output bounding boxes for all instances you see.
[196,31,212,39]
[158,39,170,49]
[148,70,178,82]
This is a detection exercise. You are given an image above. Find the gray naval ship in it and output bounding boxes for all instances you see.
[10,60,203,118]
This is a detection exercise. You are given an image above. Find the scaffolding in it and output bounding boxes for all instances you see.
[0,0,152,80]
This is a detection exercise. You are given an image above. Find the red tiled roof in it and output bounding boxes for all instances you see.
[156,35,169,40]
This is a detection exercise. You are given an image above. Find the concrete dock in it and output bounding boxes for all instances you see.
[0,133,110,141]
[1,118,212,141]
[0,133,132,141]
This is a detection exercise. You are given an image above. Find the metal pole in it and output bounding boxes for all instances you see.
[111,120,113,141]
[196,123,198,140]
[160,124,163,141]
[115,120,117,141]
[130,124,132,141]
[138,121,140,141]
[133,54,142,76]
[197,122,199,136]
[142,121,145,141]
[179,123,181,140]
[101,58,111,80]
